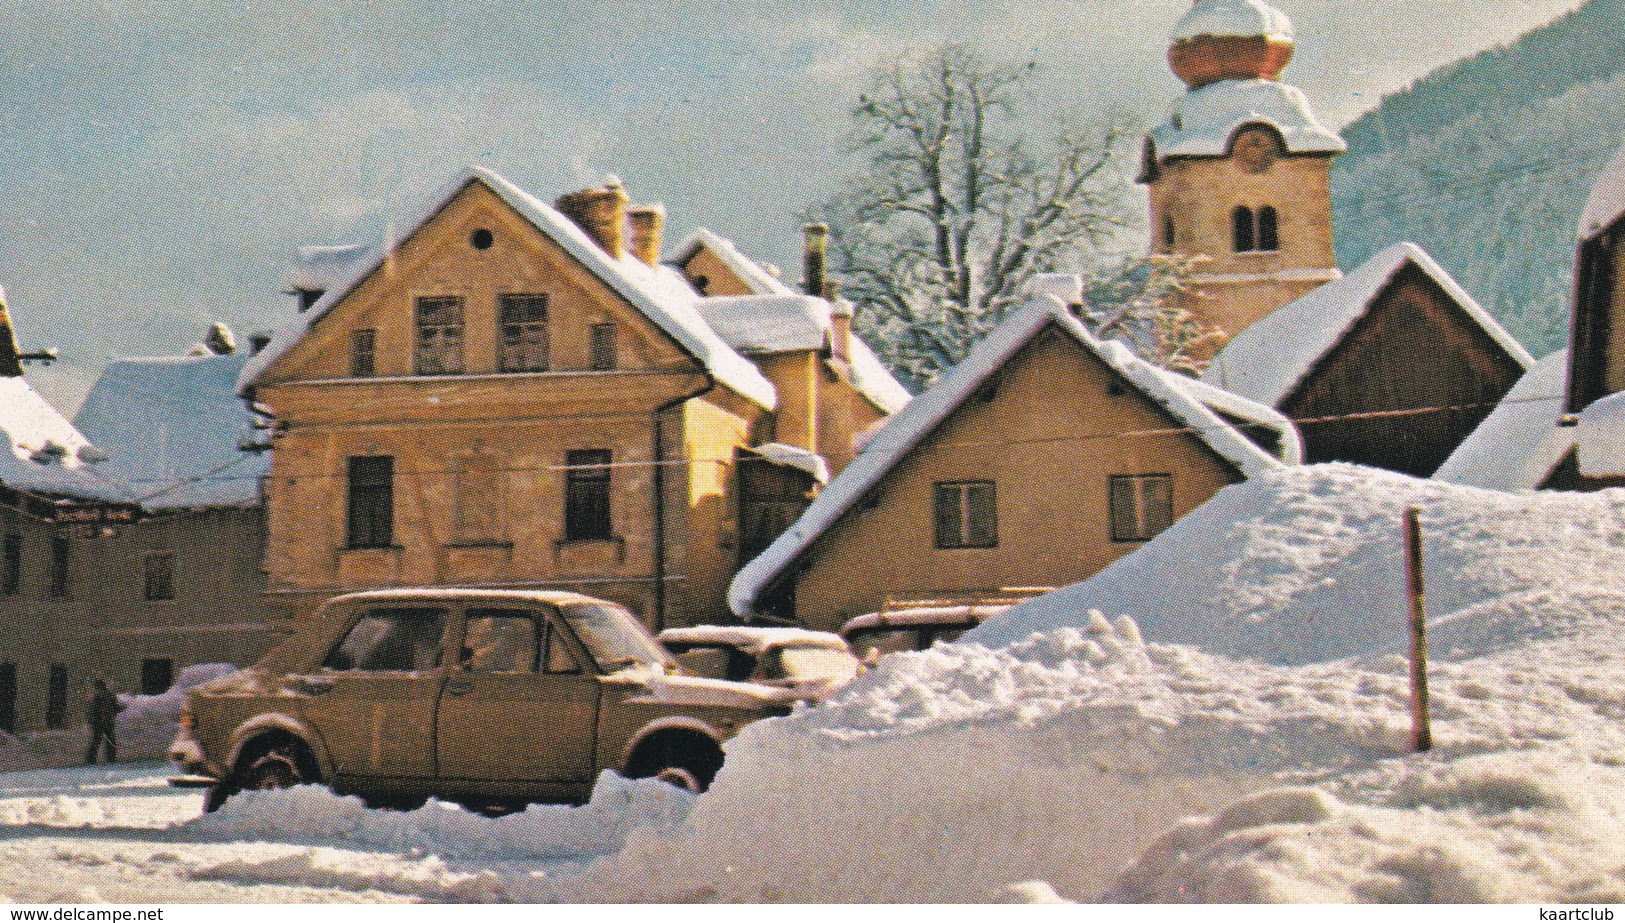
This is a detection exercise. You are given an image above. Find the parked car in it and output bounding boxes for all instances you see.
[658,626,860,702]
[837,591,1048,660]
[169,588,793,812]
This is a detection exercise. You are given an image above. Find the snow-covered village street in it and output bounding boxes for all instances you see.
[4,465,1625,902]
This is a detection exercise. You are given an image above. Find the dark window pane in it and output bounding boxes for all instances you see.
[461,610,538,673]
[414,296,465,375]
[934,481,997,549]
[140,658,174,695]
[350,328,376,378]
[1257,206,1279,252]
[346,456,394,548]
[543,619,582,674]
[48,537,68,597]
[1232,206,1255,253]
[3,534,21,595]
[565,449,612,540]
[966,482,998,547]
[589,323,618,371]
[1111,474,1174,543]
[1163,215,1176,249]
[143,552,176,601]
[324,608,447,672]
[499,294,549,372]
[0,663,14,734]
[45,665,66,729]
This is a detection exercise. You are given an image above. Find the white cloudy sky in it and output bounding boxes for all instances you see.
[0,0,1586,407]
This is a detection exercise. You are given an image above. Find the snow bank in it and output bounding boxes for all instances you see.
[0,663,235,771]
[970,464,1625,664]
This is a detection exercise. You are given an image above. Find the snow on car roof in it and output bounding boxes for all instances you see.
[838,604,1013,635]
[658,626,849,656]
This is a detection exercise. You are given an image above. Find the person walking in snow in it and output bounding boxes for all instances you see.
[84,679,122,764]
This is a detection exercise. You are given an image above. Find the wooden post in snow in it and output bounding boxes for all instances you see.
[1404,506,1432,753]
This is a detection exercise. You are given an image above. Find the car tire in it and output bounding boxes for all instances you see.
[205,739,319,812]
[651,765,703,793]
[625,730,724,793]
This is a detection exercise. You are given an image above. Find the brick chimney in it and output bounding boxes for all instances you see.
[829,296,853,365]
[802,223,828,297]
[556,177,629,259]
[627,203,666,267]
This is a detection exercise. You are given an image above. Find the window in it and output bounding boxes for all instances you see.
[47,536,68,598]
[1232,205,1280,253]
[45,665,66,729]
[469,228,494,250]
[323,607,447,672]
[1110,474,1174,543]
[3,534,20,595]
[459,610,538,673]
[1162,215,1176,249]
[143,552,176,601]
[498,294,549,372]
[933,481,998,549]
[346,456,394,549]
[589,323,618,371]
[564,449,612,541]
[140,658,173,696]
[0,663,14,734]
[350,328,376,378]
[414,295,465,375]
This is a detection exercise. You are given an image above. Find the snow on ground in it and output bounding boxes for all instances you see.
[6,464,1625,902]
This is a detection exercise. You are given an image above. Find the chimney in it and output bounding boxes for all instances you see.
[248,331,272,355]
[627,203,666,267]
[829,297,853,365]
[205,322,237,355]
[802,223,829,297]
[555,177,629,258]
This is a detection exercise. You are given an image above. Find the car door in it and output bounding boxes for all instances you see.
[298,604,449,781]
[435,606,601,785]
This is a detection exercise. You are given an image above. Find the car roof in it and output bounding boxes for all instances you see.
[318,587,609,611]
[838,604,1012,636]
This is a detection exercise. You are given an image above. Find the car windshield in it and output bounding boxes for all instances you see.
[560,602,671,671]
[772,645,859,683]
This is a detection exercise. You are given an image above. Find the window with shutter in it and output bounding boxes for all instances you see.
[414,296,465,375]
[346,456,395,549]
[350,328,376,377]
[1110,474,1174,543]
[564,450,612,541]
[499,294,549,372]
[589,323,618,371]
[933,481,998,549]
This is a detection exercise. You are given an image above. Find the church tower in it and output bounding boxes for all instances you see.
[1140,0,1346,344]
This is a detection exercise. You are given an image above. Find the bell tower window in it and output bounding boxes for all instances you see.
[1162,215,1176,250]
[1257,206,1279,252]
[1232,206,1255,253]
[1233,206,1281,253]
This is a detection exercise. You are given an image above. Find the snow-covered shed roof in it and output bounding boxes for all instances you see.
[76,350,268,510]
[1202,242,1535,408]
[283,244,374,294]
[746,442,831,485]
[728,294,1286,616]
[1434,349,1572,491]
[1147,79,1344,164]
[698,295,912,415]
[669,228,795,296]
[1172,0,1293,43]
[1177,373,1303,464]
[1580,142,1625,241]
[240,167,777,410]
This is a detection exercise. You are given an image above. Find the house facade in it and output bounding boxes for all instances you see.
[728,291,1297,631]
[239,169,905,629]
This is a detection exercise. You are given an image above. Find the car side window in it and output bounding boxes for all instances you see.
[543,617,583,675]
[324,607,448,672]
[461,610,539,673]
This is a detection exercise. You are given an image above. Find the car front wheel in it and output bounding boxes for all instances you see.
[205,738,320,812]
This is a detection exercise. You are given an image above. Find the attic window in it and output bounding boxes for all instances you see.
[415,296,465,375]
[470,228,494,250]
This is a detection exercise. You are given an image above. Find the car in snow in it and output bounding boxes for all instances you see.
[657,626,860,702]
[168,588,793,811]
[837,593,1043,661]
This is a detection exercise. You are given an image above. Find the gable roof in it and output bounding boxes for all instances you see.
[1581,141,1625,242]
[75,350,268,510]
[669,228,796,296]
[239,167,776,410]
[727,294,1288,616]
[1433,348,1572,491]
[1202,242,1535,407]
[697,294,912,415]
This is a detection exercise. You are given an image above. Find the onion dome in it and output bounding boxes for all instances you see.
[1169,0,1296,89]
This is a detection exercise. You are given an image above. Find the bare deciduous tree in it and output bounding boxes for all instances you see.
[808,44,1144,387]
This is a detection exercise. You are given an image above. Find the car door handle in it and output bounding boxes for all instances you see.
[445,681,473,696]
[300,680,332,696]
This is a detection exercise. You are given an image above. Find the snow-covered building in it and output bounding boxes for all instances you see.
[728,289,1297,629]
[240,169,906,627]
[1203,243,1533,475]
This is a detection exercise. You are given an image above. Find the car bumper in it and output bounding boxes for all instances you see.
[167,732,217,779]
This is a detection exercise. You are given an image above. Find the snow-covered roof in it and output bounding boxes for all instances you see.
[1203,242,1535,407]
[838,603,1011,634]
[656,626,848,656]
[1147,79,1344,164]
[0,376,116,499]
[698,295,912,415]
[1176,374,1303,464]
[75,351,268,510]
[283,244,374,294]
[668,228,795,297]
[1172,0,1293,43]
[728,294,1285,616]
[240,168,777,410]
[1577,389,1625,478]
[1580,141,1625,241]
[746,442,830,485]
[1434,349,1573,491]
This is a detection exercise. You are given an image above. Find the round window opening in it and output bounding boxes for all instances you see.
[470,228,495,250]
